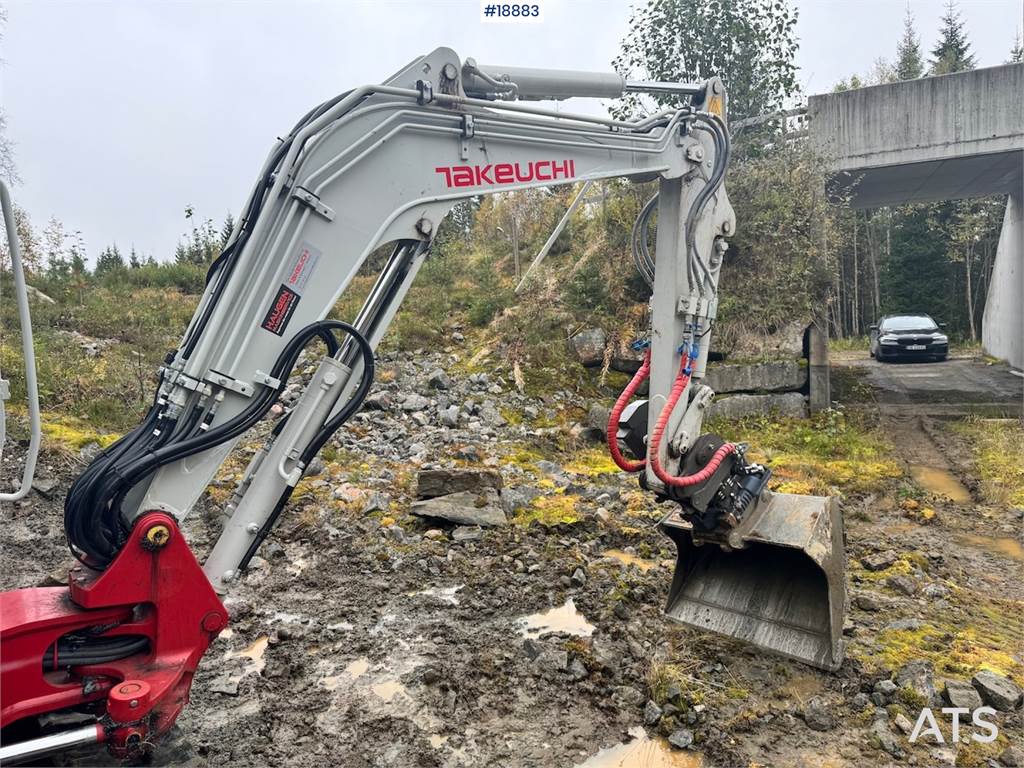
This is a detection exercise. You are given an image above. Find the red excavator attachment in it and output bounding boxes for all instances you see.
[0,513,228,763]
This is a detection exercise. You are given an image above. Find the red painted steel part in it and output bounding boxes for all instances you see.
[0,512,228,757]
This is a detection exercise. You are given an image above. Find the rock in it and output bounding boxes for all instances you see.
[930,747,957,766]
[874,679,898,698]
[972,670,1023,711]
[893,712,913,735]
[333,483,365,504]
[871,719,904,760]
[411,489,508,527]
[803,697,835,731]
[26,284,56,304]
[439,406,460,427]
[31,477,58,498]
[427,369,452,390]
[478,401,507,427]
[402,393,431,411]
[728,319,807,359]
[569,328,607,367]
[885,618,923,632]
[363,391,392,410]
[609,345,646,374]
[643,700,663,726]
[855,592,884,611]
[451,331,465,342]
[667,729,694,750]
[209,674,240,696]
[567,657,589,682]
[1000,746,1024,767]
[704,360,807,394]
[570,567,587,587]
[304,457,325,477]
[944,679,983,710]
[851,692,871,709]
[361,491,389,514]
[887,575,917,595]
[411,411,429,427]
[501,486,542,514]
[423,529,446,541]
[417,469,503,499]
[614,686,645,708]
[451,525,483,542]
[896,659,938,706]
[585,404,610,437]
[533,649,569,676]
[79,442,102,461]
[922,582,949,599]
[861,551,898,571]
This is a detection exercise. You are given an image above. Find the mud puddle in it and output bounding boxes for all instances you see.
[908,464,971,503]
[227,635,268,675]
[576,727,703,768]
[602,549,658,571]
[956,533,1024,561]
[518,598,595,638]
[322,656,371,690]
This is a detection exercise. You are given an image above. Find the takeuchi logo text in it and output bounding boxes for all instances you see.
[435,160,576,188]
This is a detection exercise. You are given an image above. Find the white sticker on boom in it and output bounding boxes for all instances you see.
[283,241,321,295]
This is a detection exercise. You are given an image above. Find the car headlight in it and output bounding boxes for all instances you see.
[879,334,898,345]
[934,334,948,344]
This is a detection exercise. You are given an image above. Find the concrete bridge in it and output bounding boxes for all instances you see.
[807,63,1023,368]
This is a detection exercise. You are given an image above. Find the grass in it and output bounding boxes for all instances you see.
[946,418,1024,507]
[709,409,903,497]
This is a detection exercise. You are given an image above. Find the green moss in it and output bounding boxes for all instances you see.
[513,493,582,526]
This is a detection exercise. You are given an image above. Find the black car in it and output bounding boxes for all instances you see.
[869,314,949,362]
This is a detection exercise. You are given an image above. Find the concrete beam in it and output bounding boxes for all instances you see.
[809,64,1023,173]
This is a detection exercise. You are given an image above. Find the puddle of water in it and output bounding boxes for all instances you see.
[782,672,824,703]
[228,635,269,675]
[576,727,702,768]
[322,656,372,691]
[908,465,971,503]
[957,533,1024,562]
[371,679,408,703]
[603,550,658,572]
[411,585,464,605]
[518,598,595,639]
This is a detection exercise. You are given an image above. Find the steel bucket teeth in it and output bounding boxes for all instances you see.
[660,492,847,672]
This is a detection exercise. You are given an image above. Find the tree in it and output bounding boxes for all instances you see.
[895,5,925,80]
[174,206,220,266]
[129,246,142,269]
[1010,30,1023,63]
[930,0,976,75]
[612,0,799,122]
[219,212,235,248]
[95,244,126,277]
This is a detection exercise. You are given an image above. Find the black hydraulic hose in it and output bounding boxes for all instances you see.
[685,112,730,295]
[43,636,150,669]
[237,322,374,573]
[83,324,345,568]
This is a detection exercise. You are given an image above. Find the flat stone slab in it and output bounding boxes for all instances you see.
[972,670,1023,711]
[411,489,508,527]
[416,469,503,499]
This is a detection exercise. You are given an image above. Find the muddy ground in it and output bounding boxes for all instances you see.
[2,351,1022,767]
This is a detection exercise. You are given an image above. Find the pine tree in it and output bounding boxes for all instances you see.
[220,212,235,248]
[895,5,925,80]
[1010,30,1023,63]
[129,246,141,269]
[95,244,126,276]
[930,0,976,74]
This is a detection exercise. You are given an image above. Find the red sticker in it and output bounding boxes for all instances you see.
[261,284,300,336]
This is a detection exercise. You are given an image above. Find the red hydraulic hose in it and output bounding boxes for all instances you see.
[606,349,651,472]
[647,354,737,488]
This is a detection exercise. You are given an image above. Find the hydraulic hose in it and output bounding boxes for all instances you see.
[606,349,651,472]
[647,352,736,488]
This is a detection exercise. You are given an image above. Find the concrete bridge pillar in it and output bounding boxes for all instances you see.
[982,188,1023,369]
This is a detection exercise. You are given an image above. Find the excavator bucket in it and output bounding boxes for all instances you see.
[660,492,846,671]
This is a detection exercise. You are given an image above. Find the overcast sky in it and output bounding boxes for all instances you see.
[2,0,1021,263]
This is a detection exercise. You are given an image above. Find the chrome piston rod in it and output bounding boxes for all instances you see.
[0,725,104,765]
